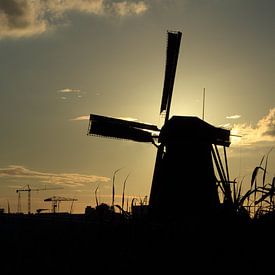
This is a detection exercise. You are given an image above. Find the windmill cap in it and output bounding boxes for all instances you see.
[159,116,230,147]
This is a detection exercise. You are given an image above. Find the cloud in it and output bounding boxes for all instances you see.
[0,0,148,39]
[0,165,110,186]
[231,108,275,146]
[0,0,47,38]
[71,115,139,121]
[117,117,138,121]
[226,115,241,119]
[111,1,148,16]
[71,115,90,121]
[57,88,81,93]
[57,88,84,101]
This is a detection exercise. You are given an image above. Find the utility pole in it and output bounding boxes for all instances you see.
[202,88,206,121]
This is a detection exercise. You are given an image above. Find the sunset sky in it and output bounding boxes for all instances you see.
[0,0,274,213]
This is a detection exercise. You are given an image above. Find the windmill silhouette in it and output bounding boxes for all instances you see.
[87,31,231,220]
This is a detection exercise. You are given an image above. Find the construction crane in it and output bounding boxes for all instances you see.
[16,185,63,214]
[44,196,77,214]
[36,208,49,214]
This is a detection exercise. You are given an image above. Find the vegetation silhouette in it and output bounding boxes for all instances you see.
[1,155,275,274]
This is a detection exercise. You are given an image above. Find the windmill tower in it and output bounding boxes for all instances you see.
[87,31,231,220]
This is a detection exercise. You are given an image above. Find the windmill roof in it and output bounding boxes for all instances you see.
[160,116,230,146]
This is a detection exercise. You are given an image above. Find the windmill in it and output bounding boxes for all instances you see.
[87,31,231,220]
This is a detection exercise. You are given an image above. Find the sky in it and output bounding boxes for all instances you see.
[0,0,274,214]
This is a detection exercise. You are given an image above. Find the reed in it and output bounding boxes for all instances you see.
[95,183,100,207]
[121,174,130,212]
[230,149,275,219]
[112,168,122,209]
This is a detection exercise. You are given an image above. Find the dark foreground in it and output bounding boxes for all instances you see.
[0,209,274,275]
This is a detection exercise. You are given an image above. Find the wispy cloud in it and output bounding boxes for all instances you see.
[226,115,241,119]
[70,115,138,121]
[57,88,81,93]
[231,108,275,146]
[0,0,148,39]
[71,115,90,121]
[111,1,148,16]
[57,88,84,100]
[0,165,110,186]
[118,117,138,121]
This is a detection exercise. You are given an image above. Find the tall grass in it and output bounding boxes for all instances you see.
[112,168,122,209]
[95,183,100,207]
[227,148,275,219]
[121,174,130,212]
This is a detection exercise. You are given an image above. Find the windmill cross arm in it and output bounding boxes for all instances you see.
[88,114,159,143]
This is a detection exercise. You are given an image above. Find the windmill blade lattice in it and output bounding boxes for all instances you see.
[88,114,159,143]
[160,31,182,122]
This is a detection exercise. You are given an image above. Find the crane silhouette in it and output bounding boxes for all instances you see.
[44,196,77,213]
[16,185,63,214]
[87,31,232,220]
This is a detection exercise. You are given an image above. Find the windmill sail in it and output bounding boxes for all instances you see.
[160,31,182,121]
[150,31,182,213]
[88,114,159,143]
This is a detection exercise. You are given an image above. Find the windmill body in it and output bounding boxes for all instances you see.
[149,116,230,220]
[87,31,231,220]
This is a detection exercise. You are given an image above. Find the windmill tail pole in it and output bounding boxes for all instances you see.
[211,145,233,207]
